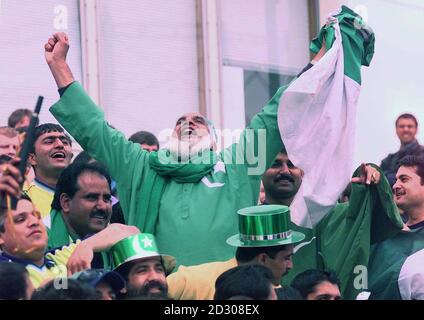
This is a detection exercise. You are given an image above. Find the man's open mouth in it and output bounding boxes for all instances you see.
[51,151,66,159]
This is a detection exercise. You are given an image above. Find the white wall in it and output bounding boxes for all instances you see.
[0,0,82,126]
[347,0,424,167]
[97,0,200,142]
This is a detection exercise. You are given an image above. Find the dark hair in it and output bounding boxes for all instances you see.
[398,155,424,185]
[214,265,275,300]
[31,278,100,300]
[275,286,303,300]
[396,113,418,127]
[0,262,31,299]
[128,131,159,148]
[290,269,340,300]
[51,162,112,211]
[0,194,33,233]
[8,109,38,128]
[235,244,289,263]
[29,123,72,154]
[72,151,95,165]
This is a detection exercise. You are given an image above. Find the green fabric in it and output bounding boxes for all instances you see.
[149,150,217,183]
[310,5,375,84]
[47,209,77,250]
[368,226,424,300]
[51,82,284,267]
[282,165,404,300]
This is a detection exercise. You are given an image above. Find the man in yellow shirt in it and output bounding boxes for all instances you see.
[24,123,73,225]
[167,205,305,300]
[0,162,139,288]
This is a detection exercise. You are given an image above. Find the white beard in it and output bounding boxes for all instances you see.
[165,133,214,162]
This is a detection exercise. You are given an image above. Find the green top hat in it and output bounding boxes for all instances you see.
[111,233,176,276]
[226,205,305,247]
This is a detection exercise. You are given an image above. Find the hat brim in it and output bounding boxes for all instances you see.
[114,254,176,276]
[226,231,306,247]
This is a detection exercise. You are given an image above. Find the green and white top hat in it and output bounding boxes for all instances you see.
[226,205,305,247]
[111,233,176,275]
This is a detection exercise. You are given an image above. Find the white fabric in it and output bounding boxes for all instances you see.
[278,18,361,228]
[398,248,424,300]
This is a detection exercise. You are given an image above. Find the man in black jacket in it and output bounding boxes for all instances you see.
[381,113,424,187]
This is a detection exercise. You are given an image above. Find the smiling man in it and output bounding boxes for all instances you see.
[111,233,176,299]
[47,162,112,253]
[44,32,285,267]
[260,151,403,299]
[0,162,139,288]
[368,155,424,299]
[381,114,424,187]
[261,152,304,206]
[24,124,73,224]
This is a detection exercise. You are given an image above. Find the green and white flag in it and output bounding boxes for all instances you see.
[398,247,424,300]
[278,6,375,228]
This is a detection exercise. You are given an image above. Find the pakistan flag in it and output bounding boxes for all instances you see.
[277,6,403,299]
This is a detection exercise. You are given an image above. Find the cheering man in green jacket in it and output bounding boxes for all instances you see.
[44,32,292,267]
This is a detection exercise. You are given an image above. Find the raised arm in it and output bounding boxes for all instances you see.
[44,32,75,89]
[66,224,140,275]
[44,33,148,191]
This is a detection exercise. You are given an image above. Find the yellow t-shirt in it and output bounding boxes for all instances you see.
[167,258,237,300]
[26,242,79,288]
[23,180,55,228]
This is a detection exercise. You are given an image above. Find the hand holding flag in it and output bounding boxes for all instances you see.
[351,163,381,185]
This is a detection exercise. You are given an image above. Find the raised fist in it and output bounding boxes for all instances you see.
[44,32,70,66]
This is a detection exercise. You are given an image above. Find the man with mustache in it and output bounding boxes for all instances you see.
[46,161,113,263]
[111,233,175,300]
[367,155,424,299]
[0,162,140,288]
[261,151,404,299]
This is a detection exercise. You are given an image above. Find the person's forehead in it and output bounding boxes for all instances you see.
[276,244,294,256]
[76,171,110,191]
[397,118,416,126]
[396,166,419,178]
[0,135,19,144]
[12,199,35,216]
[178,113,207,122]
[314,281,340,294]
[131,256,162,268]
[277,153,289,161]
[37,131,67,141]
[140,143,158,151]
